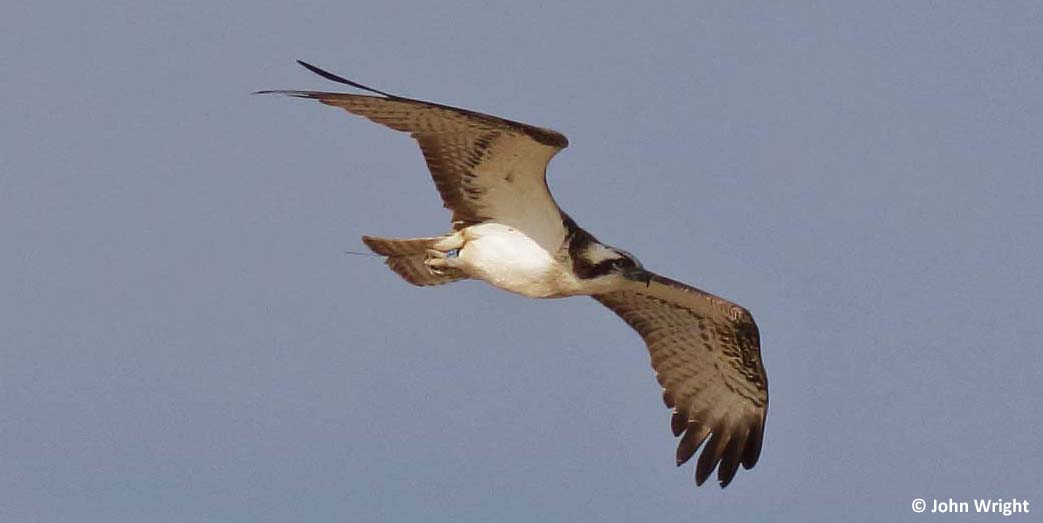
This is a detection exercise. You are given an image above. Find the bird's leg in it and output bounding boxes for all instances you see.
[432,231,467,252]
[424,231,468,275]
[424,249,465,275]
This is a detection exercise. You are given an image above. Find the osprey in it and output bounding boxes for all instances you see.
[259,61,769,488]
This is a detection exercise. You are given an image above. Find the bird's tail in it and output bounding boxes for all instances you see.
[361,235,466,287]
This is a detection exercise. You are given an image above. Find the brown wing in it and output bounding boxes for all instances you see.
[593,274,768,488]
[259,62,570,251]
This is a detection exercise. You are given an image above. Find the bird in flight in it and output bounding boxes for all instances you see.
[259,61,768,488]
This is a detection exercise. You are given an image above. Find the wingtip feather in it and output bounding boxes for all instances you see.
[695,431,729,487]
[252,89,319,99]
[716,431,746,488]
[294,59,395,98]
[741,414,766,469]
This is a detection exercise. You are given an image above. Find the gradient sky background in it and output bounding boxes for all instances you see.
[3,2,1042,522]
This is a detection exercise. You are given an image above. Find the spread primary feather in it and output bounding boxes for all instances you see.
[260,61,769,488]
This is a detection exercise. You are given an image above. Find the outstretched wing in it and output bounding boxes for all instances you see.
[593,274,768,488]
[259,61,570,251]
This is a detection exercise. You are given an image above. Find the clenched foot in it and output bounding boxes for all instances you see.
[424,248,464,276]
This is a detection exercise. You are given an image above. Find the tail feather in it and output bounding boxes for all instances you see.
[362,235,465,287]
[362,235,441,256]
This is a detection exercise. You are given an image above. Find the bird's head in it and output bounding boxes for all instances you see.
[575,242,652,287]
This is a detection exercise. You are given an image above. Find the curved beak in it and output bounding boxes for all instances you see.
[625,267,654,287]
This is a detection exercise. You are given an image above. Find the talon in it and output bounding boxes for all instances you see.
[425,257,448,268]
[423,243,463,276]
[424,252,451,276]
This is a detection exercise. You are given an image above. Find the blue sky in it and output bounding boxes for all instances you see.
[2,2,1041,521]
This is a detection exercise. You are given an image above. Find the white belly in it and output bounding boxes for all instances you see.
[458,223,577,298]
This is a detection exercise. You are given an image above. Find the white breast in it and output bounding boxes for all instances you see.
[458,223,579,298]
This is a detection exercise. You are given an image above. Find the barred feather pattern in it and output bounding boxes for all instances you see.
[593,275,768,488]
